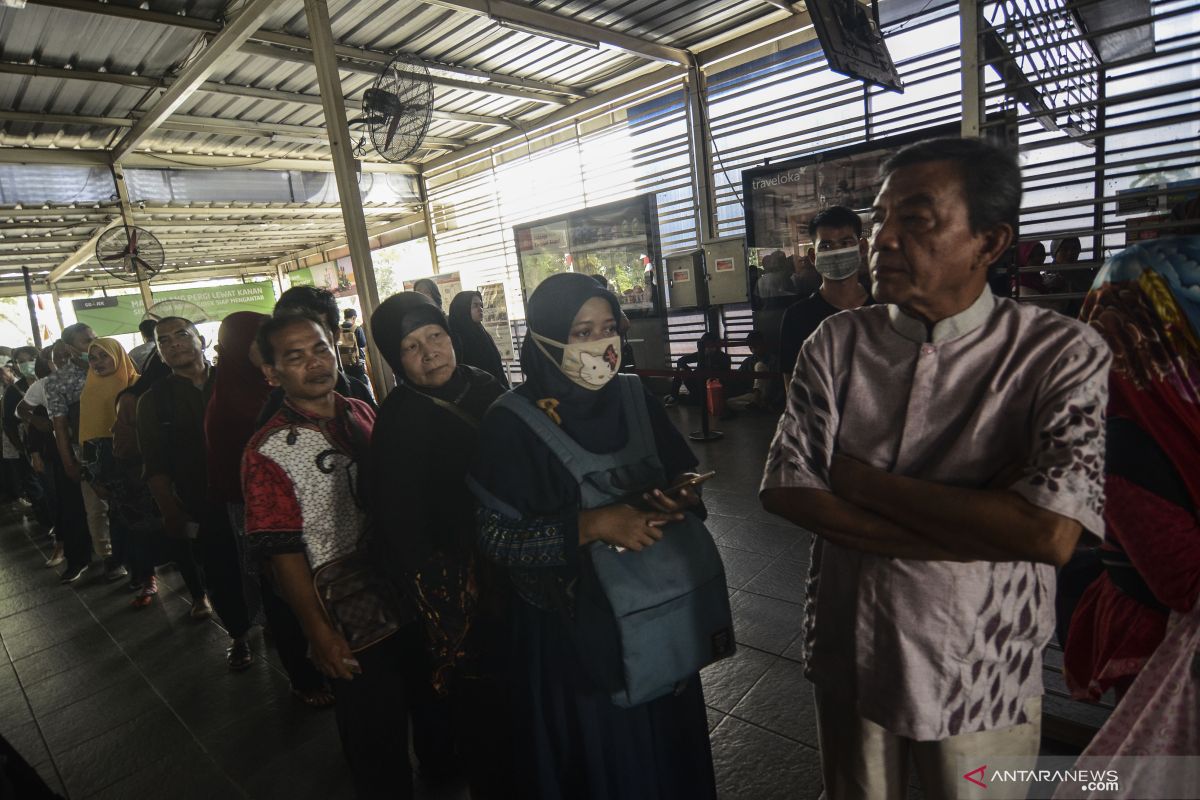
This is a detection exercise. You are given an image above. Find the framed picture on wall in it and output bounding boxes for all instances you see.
[512,194,663,318]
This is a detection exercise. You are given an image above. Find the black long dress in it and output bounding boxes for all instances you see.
[469,378,717,800]
[448,291,510,388]
[368,364,515,796]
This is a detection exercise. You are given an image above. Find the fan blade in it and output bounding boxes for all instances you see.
[348,114,388,127]
[383,114,402,151]
[127,228,140,256]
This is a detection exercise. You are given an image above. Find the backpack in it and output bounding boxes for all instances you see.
[338,325,361,366]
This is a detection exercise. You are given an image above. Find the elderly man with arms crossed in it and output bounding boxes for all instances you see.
[761,137,1111,800]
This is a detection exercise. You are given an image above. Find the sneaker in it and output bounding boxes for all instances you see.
[131,577,158,609]
[44,544,65,568]
[662,394,678,407]
[105,559,129,582]
[127,577,143,592]
[227,639,253,671]
[59,563,89,584]
[189,597,213,621]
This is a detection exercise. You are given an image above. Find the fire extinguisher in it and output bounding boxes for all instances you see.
[706,378,725,418]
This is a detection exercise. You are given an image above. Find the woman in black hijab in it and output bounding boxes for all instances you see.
[448,291,509,388]
[469,273,717,800]
[369,291,513,797]
[412,278,443,310]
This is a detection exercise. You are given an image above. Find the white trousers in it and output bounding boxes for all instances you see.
[815,687,1041,800]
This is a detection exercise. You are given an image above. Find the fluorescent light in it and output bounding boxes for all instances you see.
[494,17,600,50]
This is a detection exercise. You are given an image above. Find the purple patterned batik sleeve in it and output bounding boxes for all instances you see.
[761,323,840,495]
[1012,330,1112,540]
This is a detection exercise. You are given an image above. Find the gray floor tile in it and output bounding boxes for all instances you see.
[729,591,803,655]
[30,760,68,798]
[1,608,103,662]
[710,716,823,800]
[12,627,123,687]
[701,646,778,713]
[717,546,773,590]
[0,583,70,619]
[730,658,820,748]
[56,706,195,798]
[3,719,51,769]
[707,706,726,732]
[22,649,141,718]
[38,673,161,755]
[743,557,808,605]
[0,594,88,639]
[84,744,242,800]
[719,522,804,558]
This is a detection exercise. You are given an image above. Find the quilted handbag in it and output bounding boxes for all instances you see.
[312,553,407,653]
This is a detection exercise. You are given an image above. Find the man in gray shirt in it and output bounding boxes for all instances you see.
[762,138,1111,799]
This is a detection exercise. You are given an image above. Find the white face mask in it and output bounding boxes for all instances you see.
[814,245,862,281]
[532,332,621,391]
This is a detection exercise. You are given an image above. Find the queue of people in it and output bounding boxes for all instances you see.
[0,134,1196,800]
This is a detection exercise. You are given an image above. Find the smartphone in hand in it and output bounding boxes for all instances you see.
[664,470,716,497]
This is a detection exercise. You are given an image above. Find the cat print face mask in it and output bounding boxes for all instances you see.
[531,332,621,391]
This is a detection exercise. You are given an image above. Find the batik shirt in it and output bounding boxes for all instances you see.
[242,394,375,570]
[762,286,1111,740]
[44,360,87,420]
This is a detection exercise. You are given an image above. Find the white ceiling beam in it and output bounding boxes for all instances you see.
[110,0,291,162]
[22,0,585,99]
[0,62,515,128]
[248,31,586,99]
[0,110,466,150]
[46,218,121,283]
[237,42,567,106]
[272,212,425,269]
[421,0,691,66]
[0,147,419,174]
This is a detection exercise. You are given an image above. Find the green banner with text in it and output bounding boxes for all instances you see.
[71,281,277,337]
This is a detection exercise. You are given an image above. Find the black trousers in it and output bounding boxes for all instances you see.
[332,627,419,800]
[50,454,92,570]
[259,574,325,693]
[196,508,252,639]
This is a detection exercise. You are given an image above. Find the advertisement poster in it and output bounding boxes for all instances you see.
[288,256,357,298]
[402,271,461,315]
[72,281,277,337]
[477,282,515,361]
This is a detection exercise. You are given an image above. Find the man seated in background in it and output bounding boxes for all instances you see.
[727,330,782,412]
[664,331,730,407]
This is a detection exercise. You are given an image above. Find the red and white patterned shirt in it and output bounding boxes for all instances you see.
[242,394,375,571]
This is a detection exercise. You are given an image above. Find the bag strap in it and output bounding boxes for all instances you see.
[492,390,587,483]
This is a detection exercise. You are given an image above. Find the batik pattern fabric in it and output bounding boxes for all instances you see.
[1065,236,1200,701]
[242,396,375,572]
[762,286,1112,740]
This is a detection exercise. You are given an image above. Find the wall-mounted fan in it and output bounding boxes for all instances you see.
[95,225,166,282]
[348,53,434,163]
[143,299,209,324]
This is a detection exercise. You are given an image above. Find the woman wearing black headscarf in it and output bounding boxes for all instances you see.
[448,291,509,388]
[369,292,513,797]
[412,278,443,310]
[469,273,717,800]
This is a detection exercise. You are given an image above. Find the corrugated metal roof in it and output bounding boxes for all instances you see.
[0,0,785,294]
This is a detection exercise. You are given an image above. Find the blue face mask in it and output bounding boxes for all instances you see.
[17,361,36,379]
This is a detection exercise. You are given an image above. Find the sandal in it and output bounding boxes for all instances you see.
[291,688,336,709]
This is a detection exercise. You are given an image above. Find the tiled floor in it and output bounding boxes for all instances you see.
[0,405,1101,799]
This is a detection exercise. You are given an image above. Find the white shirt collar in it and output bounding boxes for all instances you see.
[887,285,996,344]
